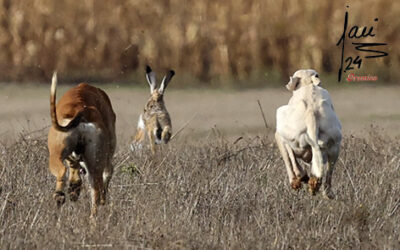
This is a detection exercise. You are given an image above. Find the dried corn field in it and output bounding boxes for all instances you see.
[0,0,398,83]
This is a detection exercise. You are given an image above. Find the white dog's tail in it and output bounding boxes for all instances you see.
[305,105,324,178]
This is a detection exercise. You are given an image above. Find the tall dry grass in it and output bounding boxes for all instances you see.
[0,128,399,248]
[0,0,398,83]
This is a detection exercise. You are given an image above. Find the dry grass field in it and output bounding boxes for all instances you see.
[0,83,400,248]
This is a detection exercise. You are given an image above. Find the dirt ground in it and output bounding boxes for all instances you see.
[0,83,399,145]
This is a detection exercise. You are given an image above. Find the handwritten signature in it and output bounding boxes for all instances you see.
[336,6,389,82]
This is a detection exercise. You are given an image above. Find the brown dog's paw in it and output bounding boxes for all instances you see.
[291,177,302,190]
[308,177,321,195]
[68,181,82,202]
[53,191,66,207]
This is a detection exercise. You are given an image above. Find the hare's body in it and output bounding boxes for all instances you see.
[133,66,175,153]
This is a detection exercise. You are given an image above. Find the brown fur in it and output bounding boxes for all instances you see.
[291,174,310,190]
[47,73,116,218]
[291,177,302,190]
[308,177,321,195]
[133,66,174,154]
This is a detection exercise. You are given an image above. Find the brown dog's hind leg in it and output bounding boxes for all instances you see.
[49,155,67,207]
[89,173,104,218]
[66,158,82,202]
[101,161,114,205]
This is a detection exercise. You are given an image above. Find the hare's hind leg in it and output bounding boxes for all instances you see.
[131,115,146,151]
[134,128,145,143]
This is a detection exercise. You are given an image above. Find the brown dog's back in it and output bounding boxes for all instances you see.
[54,83,115,129]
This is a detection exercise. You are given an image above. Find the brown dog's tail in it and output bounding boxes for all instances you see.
[50,72,83,132]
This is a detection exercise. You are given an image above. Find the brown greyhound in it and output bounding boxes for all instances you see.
[47,72,116,217]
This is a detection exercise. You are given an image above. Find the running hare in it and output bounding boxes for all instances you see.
[132,65,175,154]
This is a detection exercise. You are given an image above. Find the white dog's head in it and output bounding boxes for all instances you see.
[286,69,321,91]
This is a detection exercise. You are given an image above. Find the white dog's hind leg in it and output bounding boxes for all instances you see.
[285,144,307,178]
[275,132,297,189]
[285,144,309,190]
[305,110,324,194]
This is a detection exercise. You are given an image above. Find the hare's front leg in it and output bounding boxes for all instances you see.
[161,125,171,144]
[147,129,156,154]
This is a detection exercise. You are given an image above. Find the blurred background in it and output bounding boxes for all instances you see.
[0,0,398,85]
[0,0,399,144]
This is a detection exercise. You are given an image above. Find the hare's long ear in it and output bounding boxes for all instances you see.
[159,70,175,94]
[145,65,157,93]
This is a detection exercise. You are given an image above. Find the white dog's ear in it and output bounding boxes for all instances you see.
[159,70,175,94]
[311,74,321,86]
[286,76,300,91]
[145,65,157,93]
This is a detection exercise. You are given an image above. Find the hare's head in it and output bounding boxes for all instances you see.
[144,65,175,110]
[286,69,321,91]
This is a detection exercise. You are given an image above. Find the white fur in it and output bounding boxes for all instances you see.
[130,115,146,152]
[275,70,342,198]
[137,115,145,130]
[79,122,96,131]
[79,161,88,171]
[60,119,72,126]
[51,72,57,95]
[130,143,143,151]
